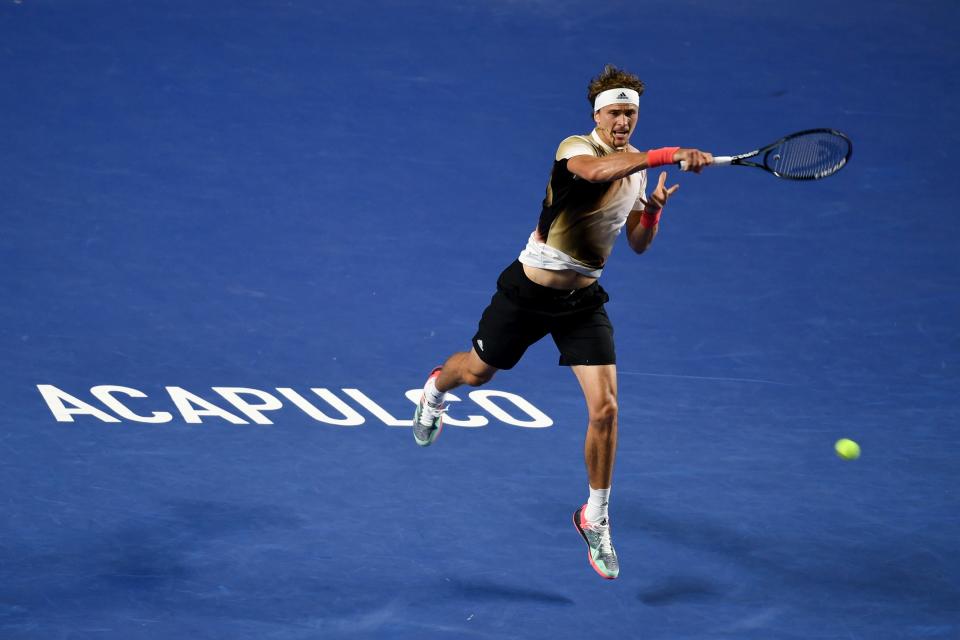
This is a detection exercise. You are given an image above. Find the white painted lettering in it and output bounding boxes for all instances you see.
[166,386,247,424]
[468,390,553,428]
[213,387,283,425]
[343,388,408,426]
[275,388,364,426]
[91,385,172,423]
[37,384,553,429]
[36,385,120,423]
[403,389,488,428]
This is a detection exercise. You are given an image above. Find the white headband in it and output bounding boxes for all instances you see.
[593,88,640,112]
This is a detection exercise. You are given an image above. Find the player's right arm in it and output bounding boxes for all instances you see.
[568,148,713,183]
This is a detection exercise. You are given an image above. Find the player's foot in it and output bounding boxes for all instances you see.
[573,504,619,579]
[412,367,445,447]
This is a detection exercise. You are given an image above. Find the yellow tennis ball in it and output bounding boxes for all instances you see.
[835,438,861,460]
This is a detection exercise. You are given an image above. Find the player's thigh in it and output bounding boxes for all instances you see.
[473,293,549,370]
[551,306,616,368]
[570,363,618,419]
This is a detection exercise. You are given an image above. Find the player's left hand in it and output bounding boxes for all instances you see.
[647,171,679,210]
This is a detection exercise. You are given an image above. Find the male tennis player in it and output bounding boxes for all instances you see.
[413,65,712,579]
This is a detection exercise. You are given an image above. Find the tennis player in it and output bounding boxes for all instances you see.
[413,65,712,579]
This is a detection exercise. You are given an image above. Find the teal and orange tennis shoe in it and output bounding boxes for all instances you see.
[573,505,619,579]
[412,367,446,447]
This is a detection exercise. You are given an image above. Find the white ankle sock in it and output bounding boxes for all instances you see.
[424,377,445,407]
[585,486,610,523]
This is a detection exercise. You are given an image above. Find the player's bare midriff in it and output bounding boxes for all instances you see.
[522,263,597,291]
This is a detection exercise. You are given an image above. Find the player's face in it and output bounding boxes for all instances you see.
[594,104,638,149]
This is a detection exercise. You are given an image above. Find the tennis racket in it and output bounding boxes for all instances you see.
[681,128,852,180]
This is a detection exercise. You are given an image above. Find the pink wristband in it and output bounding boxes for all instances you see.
[646,147,680,168]
[640,208,662,229]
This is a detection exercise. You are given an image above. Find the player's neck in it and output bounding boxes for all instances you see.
[591,128,627,152]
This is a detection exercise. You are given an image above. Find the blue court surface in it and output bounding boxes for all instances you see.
[3,1,959,638]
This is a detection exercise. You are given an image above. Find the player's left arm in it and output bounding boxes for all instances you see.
[625,171,679,254]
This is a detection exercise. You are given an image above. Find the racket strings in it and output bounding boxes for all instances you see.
[768,132,850,179]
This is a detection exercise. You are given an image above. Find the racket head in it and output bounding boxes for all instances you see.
[761,129,852,180]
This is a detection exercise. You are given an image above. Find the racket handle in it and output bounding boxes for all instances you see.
[678,156,732,171]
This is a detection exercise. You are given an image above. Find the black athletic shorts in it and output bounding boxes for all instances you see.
[471,260,615,369]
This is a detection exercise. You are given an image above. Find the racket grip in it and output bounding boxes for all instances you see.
[678,156,732,171]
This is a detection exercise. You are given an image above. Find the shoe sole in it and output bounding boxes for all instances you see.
[413,406,443,447]
[573,506,618,580]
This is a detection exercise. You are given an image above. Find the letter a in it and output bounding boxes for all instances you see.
[37,385,120,423]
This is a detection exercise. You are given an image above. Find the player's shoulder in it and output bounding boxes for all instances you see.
[555,134,602,161]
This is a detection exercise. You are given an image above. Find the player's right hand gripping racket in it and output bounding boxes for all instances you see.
[681,128,853,180]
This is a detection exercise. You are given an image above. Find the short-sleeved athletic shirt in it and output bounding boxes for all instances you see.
[518,129,648,278]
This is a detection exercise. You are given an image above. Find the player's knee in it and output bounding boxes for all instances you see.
[588,398,618,430]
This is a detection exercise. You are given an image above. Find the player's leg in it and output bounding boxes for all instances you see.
[570,363,620,579]
[435,348,497,391]
[550,288,619,579]
[571,363,619,491]
[413,261,547,447]
[415,347,519,447]
[412,349,498,446]
[550,298,619,491]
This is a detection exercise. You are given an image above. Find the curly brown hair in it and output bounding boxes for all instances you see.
[587,64,645,115]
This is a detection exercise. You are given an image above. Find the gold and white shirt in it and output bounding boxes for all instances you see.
[518,129,648,278]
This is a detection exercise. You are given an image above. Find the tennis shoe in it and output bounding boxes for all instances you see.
[412,367,445,447]
[573,504,619,579]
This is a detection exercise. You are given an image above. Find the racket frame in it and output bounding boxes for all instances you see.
[680,128,852,180]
